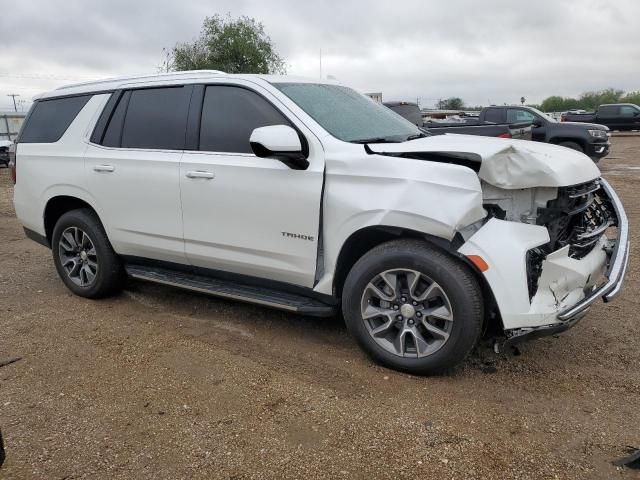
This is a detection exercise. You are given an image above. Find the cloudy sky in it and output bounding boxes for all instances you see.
[1,0,639,111]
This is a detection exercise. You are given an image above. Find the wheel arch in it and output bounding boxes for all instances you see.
[44,195,102,246]
[548,136,586,152]
[332,226,459,298]
[332,225,504,334]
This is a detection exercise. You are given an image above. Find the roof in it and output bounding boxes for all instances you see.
[36,71,339,101]
[383,101,419,107]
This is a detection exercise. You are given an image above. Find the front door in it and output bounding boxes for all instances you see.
[180,84,324,287]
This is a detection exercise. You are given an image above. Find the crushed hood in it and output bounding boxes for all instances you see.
[366,134,601,189]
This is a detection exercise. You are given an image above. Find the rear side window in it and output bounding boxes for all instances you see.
[199,86,291,153]
[19,95,91,143]
[483,108,503,123]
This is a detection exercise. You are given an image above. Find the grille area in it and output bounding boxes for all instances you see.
[526,179,614,299]
[537,179,613,259]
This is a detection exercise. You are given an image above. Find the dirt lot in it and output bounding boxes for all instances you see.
[1,136,639,480]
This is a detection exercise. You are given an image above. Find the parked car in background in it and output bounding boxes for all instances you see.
[561,103,640,132]
[474,106,610,162]
[0,140,12,167]
[384,101,532,140]
[12,72,629,375]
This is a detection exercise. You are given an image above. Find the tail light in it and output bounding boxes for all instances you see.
[497,132,512,138]
[560,115,566,122]
[8,143,16,184]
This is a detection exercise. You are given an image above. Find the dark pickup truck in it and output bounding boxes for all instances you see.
[474,106,610,162]
[561,103,640,132]
[384,102,532,140]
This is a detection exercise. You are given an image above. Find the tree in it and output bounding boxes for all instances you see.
[437,97,465,110]
[578,88,624,110]
[172,15,286,74]
[621,91,640,106]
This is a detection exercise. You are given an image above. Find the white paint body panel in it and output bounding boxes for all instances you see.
[459,219,608,329]
[13,72,613,334]
[367,134,600,189]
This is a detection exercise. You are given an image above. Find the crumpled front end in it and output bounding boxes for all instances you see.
[458,178,629,341]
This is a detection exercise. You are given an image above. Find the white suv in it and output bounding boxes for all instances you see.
[11,71,629,374]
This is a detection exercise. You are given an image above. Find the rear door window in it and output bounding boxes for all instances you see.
[199,86,291,154]
[19,95,92,143]
[119,87,192,150]
[483,108,503,123]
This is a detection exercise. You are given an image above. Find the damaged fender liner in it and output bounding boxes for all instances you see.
[364,144,481,172]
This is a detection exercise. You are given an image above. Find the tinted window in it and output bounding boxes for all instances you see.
[483,109,503,123]
[598,106,619,116]
[19,95,91,143]
[199,86,291,153]
[121,87,191,150]
[507,109,535,123]
[620,106,639,118]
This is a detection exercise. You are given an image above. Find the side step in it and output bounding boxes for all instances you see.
[125,265,336,317]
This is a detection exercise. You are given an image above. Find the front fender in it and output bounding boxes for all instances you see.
[314,153,485,295]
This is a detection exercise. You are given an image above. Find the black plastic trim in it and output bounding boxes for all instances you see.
[23,228,50,248]
[122,256,339,306]
[90,90,121,144]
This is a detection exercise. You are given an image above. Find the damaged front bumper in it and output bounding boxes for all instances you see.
[458,178,629,343]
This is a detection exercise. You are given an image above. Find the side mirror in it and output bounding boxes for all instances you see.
[250,125,309,170]
[532,118,544,127]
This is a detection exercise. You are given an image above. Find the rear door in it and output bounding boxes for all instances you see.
[179,82,324,287]
[85,85,192,264]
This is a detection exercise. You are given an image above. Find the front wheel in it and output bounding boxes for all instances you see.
[342,239,483,375]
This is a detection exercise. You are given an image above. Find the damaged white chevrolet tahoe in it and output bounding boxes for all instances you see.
[11,72,630,374]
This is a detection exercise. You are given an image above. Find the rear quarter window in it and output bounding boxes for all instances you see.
[19,95,92,143]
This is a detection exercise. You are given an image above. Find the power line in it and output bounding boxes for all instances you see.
[7,94,19,112]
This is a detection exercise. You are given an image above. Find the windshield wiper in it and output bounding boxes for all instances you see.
[405,132,428,141]
[351,137,403,144]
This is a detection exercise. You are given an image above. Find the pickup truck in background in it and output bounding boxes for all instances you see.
[473,106,610,162]
[384,101,532,140]
[561,103,640,132]
[0,141,12,167]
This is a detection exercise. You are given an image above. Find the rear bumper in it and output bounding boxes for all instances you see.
[459,178,629,337]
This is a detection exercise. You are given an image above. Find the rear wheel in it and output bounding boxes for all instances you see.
[342,239,483,375]
[558,141,584,153]
[52,209,124,298]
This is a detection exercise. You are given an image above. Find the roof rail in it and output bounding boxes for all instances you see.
[56,70,226,91]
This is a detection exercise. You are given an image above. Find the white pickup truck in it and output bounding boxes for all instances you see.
[10,71,629,374]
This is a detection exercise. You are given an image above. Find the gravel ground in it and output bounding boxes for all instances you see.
[0,136,639,479]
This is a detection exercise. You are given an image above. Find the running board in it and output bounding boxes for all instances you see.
[125,265,335,317]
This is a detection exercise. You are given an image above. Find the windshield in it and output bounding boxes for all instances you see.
[273,83,423,143]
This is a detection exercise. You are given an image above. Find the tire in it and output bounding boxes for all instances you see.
[342,239,483,375]
[558,141,584,153]
[51,208,124,298]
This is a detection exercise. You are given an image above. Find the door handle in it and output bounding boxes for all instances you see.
[185,170,215,179]
[94,164,115,172]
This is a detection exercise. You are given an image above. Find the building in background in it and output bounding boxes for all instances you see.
[0,111,26,141]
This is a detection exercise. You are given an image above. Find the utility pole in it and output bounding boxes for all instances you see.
[319,48,322,80]
[7,94,19,112]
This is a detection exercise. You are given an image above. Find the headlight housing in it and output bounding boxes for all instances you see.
[588,129,609,139]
